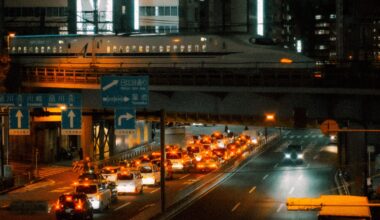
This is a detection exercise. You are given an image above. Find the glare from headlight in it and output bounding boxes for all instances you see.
[285,153,291,159]
[297,154,303,159]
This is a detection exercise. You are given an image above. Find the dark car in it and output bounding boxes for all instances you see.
[284,144,304,163]
[55,192,93,220]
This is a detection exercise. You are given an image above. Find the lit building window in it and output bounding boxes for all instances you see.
[296,40,302,53]
[315,15,322,20]
[330,14,336,19]
[257,0,264,36]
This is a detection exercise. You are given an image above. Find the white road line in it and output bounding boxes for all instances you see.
[150,188,160,194]
[297,175,303,181]
[276,204,284,213]
[179,174,191,180]
[306,163,310,168]
[274,163,279,168]
[249,186,256,194]
[289,187,295,194]
[262,174,269,180]
[231,202,241,212]
[114,202,131,211]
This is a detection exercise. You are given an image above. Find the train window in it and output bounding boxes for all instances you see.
[58,46,63,53]
[180,45,185,52]
[53,46,57,53]
[159,46,164,53]
[173,45,178,52]
[35,47,39,53]
[119,46,123,53]
[23,47,27,53]
[132,45,136,52]
[47,46,51,53]
[113,46,117,53]
[202,45,207,52]
[11,47,16,53]
[58,40,64,44]
[152,45,157,52]
[125,46,130,53]
[17,47,22,53]
[28,47,33,53]
[41,46,45,53]
[194,45,199,52]
[138,46,143,53]
[166,45,171,52]
[145,45,150,53]
[106,46,111,53]
[187,45,192,52]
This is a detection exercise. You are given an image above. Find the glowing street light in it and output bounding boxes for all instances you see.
[265,113,275,122]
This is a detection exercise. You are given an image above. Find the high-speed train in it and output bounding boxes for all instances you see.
[9,33,315,69]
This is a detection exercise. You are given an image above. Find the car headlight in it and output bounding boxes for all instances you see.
[297,154,303,159]
[285,153,291,159]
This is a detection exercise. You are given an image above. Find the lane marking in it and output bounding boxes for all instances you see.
[150,188,160,194]
[249,186,256,194]
[231,202,241,212]
[276,204,284,212]
[274,163,279,168]
[306,163,310,168]
[114,202,131,211]
[179,174,191,180]
[297,175,303,181]
[262,174,269,180]
[289,187,295,194]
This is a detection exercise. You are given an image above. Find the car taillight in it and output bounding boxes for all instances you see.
[55,201,61,210]
[75,200,83,210]
[96,194,100,200]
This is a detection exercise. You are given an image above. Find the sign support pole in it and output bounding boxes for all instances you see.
[160,109,166,213]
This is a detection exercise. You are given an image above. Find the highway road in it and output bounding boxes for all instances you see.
[173,129,336,220]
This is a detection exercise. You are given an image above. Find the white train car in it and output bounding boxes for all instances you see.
[9,34,315,69]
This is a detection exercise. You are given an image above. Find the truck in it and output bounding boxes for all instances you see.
[75,181,112,212]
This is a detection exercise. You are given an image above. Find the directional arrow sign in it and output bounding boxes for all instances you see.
[115,108,136,135]
[61,108,82,135]
[9,108,30,135]
[101,76,149,107]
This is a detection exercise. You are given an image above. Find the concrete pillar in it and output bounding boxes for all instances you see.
[68,0,77,34]
[81,115,93,160]
[143,123,149,142]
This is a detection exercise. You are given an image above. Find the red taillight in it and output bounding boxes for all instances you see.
[65,196,73,202]
[75,200,83,210]
[55,200,61,210]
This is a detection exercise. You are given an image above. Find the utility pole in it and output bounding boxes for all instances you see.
[160,109,166,213]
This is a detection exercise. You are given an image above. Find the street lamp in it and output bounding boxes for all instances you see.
[264,113,276,143]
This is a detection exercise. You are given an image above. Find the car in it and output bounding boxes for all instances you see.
[55,192,93,220]
[116,171,143,194]
[139,163,161,186]
[284,144,304,163]
[212,148,230,162]
[151,159,174,180]
[195,157,220,172]
[78,172,102,182]
[74,181,112,212]
[100,166,120,183]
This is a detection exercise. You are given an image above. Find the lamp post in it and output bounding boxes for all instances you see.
[264,113,276,143]
[6,32,15,53]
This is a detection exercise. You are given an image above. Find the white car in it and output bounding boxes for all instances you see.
[101,166,120,183]
[75,182,111,212]
[116,171,143,194]
[139,163,160,186]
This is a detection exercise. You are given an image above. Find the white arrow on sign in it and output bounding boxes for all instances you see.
[16,110,23,128]
[68,110,76,128]
[102,80,119,91]
[118,112,134,126]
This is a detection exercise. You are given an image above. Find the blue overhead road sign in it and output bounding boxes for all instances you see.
[114,108,136,135]
[101,76,149,107]
[9,108,30,135]
[61,108,82,135]
[0,94,82,107]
